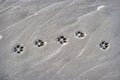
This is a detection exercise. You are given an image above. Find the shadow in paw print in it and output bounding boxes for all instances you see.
[100,41,110,50]
[57,35,67,45]
[13,44,24,54]
[34,39,45,48]
[75,31,85,39]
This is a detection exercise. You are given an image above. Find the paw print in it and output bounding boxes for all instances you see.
[34,39,45,47]
[57,36,67,45]
[75,31,85,39]
[13,44,24,54]
[100,41,110,50]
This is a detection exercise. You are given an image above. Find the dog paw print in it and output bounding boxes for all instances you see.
[75,31,85,39]
[13,44,24,54]
[34,39,45,47]
[57,36,67,45]
[100,41,110,50]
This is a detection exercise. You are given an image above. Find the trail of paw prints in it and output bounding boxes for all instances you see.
[12,31,110,56]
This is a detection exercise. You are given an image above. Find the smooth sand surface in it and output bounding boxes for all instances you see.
[0,0,120,80]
